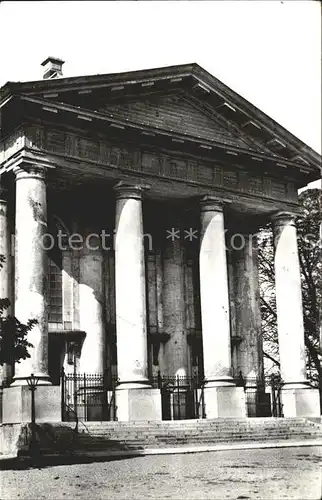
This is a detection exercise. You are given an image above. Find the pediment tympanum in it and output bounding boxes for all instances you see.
[97,93,262,153]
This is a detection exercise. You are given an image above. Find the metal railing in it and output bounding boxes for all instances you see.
[61,368,118,422]
[151,373,206,420]
[60,370,285,421]
[234,373,284,417]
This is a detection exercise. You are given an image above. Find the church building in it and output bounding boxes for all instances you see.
[0,58,320,422]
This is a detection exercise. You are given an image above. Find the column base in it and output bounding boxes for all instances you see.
[204,385,246,418]
[116,387,162,421]
[281,386,321,418]
[11,374,52,387]
[205,378,235,388]
[2,385,61,424]
[117,381,152,390]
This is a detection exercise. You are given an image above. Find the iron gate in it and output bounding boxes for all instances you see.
[235,373,284,417]
[61,368,118,422]
[269,375,284,417]
[152,373,206,420]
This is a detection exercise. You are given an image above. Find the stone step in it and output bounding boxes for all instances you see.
[83,418,305,428]
[79,425,322,435]
[84,419,306,428]
[78,428,322,441]
[82,427,322,438]
[75,435,319,447]
[83,423,311,433]
[76,430,321,443]
[73,435,320,451]
[82,422,311,432]
[34,419,322,456]
[68,419,322,452]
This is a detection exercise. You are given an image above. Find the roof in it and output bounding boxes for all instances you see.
[0,63,320,185]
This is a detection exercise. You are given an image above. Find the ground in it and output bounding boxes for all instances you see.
[1,447,321,500]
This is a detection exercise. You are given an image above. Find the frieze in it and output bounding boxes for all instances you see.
[223,171,238,189]
[213,167,223,187]
[286,182,297,201]
[24,124,293,203]
[271,180,286,198]
[263,178,272,197]
[248,176,263,195]
[0,128,26,164]
[238,171,248,192]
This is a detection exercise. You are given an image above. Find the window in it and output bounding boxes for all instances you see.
[48,255,63,323]
[47,216,64,324]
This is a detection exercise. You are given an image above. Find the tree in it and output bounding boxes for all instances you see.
[258,188,322,405]
[0,255,36,369]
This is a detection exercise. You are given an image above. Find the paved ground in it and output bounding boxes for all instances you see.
[1,446,321,499]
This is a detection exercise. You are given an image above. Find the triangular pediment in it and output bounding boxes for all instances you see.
[1,62,320,179]
[97,93,265,154]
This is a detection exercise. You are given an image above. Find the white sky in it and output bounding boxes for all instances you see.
[0,0,321,188]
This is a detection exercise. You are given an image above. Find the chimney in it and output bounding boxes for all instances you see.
[41,57,65,79]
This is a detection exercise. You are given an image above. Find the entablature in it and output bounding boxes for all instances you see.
[0,122,302,218]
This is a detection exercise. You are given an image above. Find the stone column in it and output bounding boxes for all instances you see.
[0,185,12,385]
[199,197,245,417]
[78,243,106,421]
[114,183,161,421]
[233,232,264,416]
[163,236,188,379]
[79,248,105,374]
[272,212,320,417]
[12,165,50,385]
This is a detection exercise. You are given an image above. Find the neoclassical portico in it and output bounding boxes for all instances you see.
[0,60,320,422]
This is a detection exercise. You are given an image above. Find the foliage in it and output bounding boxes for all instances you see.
[0,256,36,367]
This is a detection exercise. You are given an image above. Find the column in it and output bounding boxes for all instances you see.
[12,165,50,384]
[79,247,105,375]
[233,233,265,416]
[272,212,320,417]
[2,164,61,424]
[199,197,246,417]
[78,242,105,420]
[0,184,12,385]
[114,183,161,421]
[163,236,188,379]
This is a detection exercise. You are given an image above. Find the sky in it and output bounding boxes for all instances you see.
[0,0,321,188]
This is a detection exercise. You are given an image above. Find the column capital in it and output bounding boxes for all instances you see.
[200,196,225,213]
[271,211,297,228]
[114,182,150,201]
[13,164,47,181]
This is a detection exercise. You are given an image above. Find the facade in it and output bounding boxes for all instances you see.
[0,59,320,422]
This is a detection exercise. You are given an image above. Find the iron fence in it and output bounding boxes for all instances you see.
[151,373,206,420]
[60,370,284,422]
[234,373,284,417]
[61,368,118,422]
[267,374,284,417]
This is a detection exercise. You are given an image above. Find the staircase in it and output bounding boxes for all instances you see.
[69,418,322,456]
